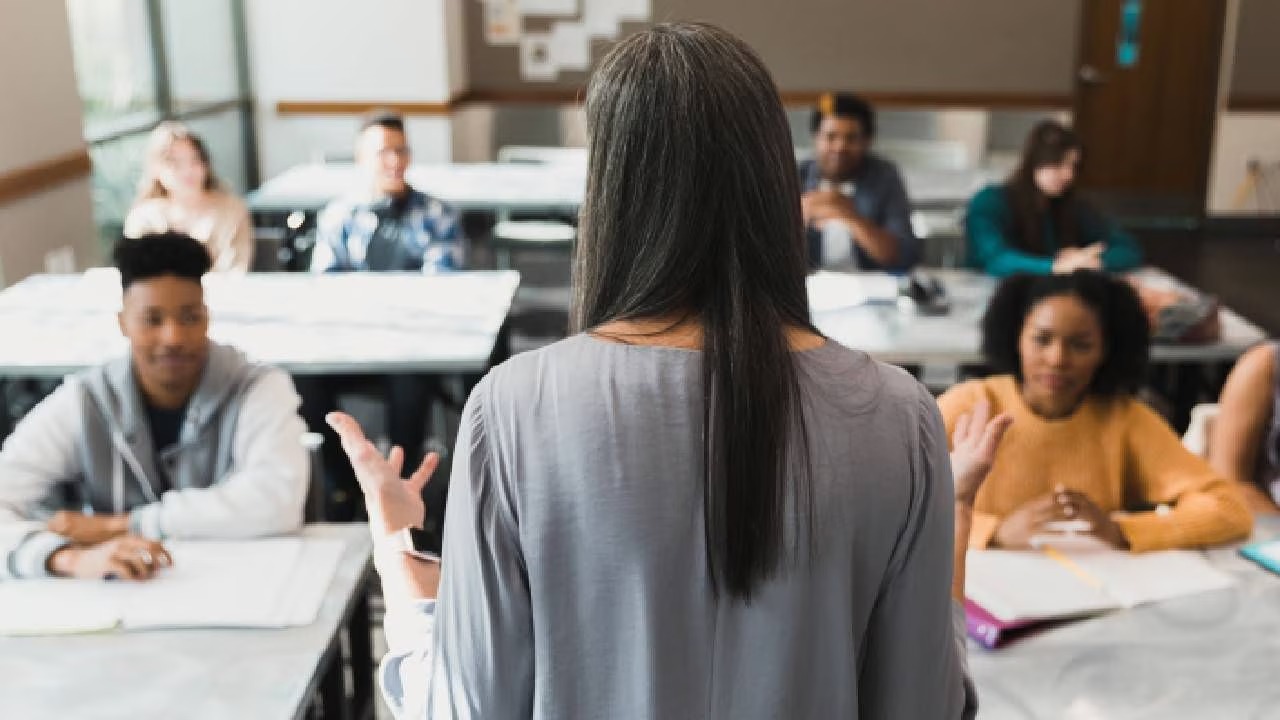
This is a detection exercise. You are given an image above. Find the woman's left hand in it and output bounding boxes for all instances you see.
[326,412,440,536]
[1054,486,1130,550]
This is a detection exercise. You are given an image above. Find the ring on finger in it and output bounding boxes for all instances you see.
[138,549,154,566]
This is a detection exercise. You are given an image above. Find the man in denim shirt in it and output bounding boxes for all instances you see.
[301,111,460,520]
[311,112,461,272]
[799,93,919,272]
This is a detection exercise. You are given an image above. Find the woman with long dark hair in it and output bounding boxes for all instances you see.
[327,23,995,718]
[966,120,1142,277]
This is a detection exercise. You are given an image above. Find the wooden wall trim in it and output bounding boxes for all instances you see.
[275,91,1280,116]
[1226,95,1280,112]
[0,149,93,209]
[275,99,459,116]
[276,89,1075,115]
[780,90,1072,109]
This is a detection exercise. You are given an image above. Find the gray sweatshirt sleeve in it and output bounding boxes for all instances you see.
[857,388,976,718]
[379,378,534,718]
[0,380,83,579]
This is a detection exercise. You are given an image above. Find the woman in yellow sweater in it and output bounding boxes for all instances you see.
[938,271,1252,552]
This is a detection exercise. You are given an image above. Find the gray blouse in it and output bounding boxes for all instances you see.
[380,334,975,719]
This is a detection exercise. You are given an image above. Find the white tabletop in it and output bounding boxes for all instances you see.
[971,516,1280,718]
[0,271,521,377]
[247,161,997,215]
[0,524,372,720]
[248,162,586,214]
[810,268,1268,365]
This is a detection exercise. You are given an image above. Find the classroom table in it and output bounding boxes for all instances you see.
[0,524,376,720]
[969,515,1280,719]
[0,270,521,378]
[247,161,998,216]
[809,268,1268,366]
[248,162,586,216]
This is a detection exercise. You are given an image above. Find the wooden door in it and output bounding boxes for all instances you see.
[1073,0,1229,214]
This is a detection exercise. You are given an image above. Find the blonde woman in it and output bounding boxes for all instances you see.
[124,122,253,272]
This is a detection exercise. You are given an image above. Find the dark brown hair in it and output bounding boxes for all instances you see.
[1003,120,1085,255]
[573,22,816,601]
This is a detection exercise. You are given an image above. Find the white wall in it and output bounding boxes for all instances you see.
[0,1,98,284]
[244,0,457,180]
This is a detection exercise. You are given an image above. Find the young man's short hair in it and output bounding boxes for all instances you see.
[359,109,407,135]
[113,233,212,290]
[810,92,876,138]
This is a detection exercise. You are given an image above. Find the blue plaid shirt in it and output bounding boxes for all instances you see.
[311,186,462,273]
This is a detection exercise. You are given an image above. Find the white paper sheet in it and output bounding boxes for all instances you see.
[519,32,557,81]
[518,0,577,16]
[550,21,591,72]
[484,0,522,45]
[0,538,346,635]
[582,0,622,39]
[806,271,898,313]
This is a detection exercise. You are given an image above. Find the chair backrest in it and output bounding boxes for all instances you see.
[1182,403,1220,458]
[300,432,327,523]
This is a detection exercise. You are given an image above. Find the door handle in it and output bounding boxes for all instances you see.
[1078,65,1106,85]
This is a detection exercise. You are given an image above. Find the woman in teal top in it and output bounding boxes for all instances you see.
[966,120,1142,278]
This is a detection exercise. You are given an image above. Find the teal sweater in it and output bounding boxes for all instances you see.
[964,184,1142,277]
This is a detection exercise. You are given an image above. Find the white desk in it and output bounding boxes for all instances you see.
[971,516,1280,718]
[811,269,1268,366]
[0,524,375,720]
[248,162,586,215]
[0,271,520,378]
[247,161,998,216]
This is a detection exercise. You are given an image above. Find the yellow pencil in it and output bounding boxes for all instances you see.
[1042,546,1105,589]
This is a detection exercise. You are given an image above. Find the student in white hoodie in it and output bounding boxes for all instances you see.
[0,232,309,581]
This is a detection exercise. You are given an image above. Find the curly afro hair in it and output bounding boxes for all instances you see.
[980,270,1150,397]
[113,232,212,290]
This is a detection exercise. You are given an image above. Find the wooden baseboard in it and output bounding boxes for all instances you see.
[0,150,93,208]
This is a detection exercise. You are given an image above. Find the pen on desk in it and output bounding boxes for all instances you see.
[1042,546,1104,589]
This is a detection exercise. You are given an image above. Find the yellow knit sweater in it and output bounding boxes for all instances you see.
[938,376,1253,552]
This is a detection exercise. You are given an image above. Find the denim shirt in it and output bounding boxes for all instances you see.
[311,185,462,273]
[799,154,920,272]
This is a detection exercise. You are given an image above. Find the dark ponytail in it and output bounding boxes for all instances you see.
[572,23,816,600]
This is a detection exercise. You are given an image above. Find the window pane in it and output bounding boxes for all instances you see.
[184,109,249,194]
[65,0,159,139]
[86,134,150,252]
[160,0,241,110]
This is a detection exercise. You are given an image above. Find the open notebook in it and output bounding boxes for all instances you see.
[965,547,1236,631]
[0,537,345,636]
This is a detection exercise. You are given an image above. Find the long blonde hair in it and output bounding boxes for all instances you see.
[135,122,221,203]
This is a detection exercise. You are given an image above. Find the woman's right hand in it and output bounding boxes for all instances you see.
[993,494,1062,549]
[326,411,440,536]
[48,535,172,580]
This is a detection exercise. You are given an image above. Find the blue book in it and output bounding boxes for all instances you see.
[1239,539,1280,575]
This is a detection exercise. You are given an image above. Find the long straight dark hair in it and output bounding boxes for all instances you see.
[1003,120,1085,255]
[572,23,817,601]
